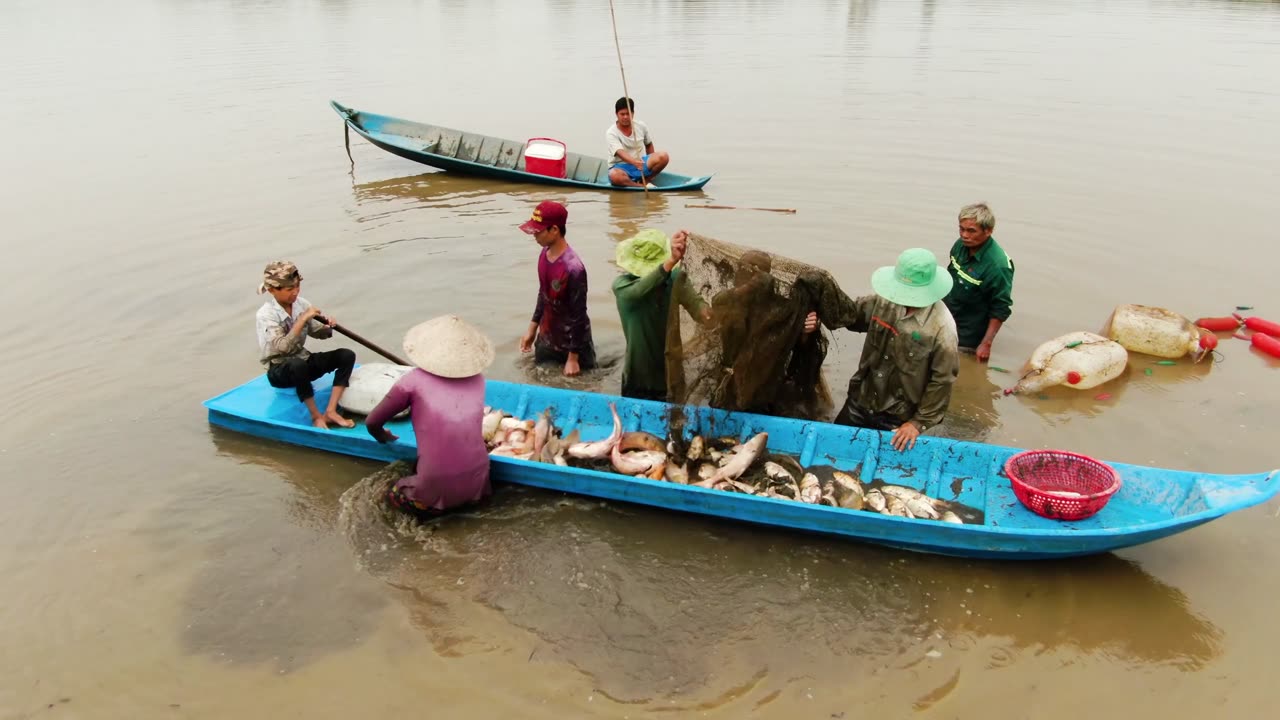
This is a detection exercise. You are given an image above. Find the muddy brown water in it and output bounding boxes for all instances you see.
[2,0,1278,717]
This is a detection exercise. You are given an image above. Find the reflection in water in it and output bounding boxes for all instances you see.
[605,190,671,246]
[329,461,1222,706]
[936,355,1003,442]
[150,430,390,671]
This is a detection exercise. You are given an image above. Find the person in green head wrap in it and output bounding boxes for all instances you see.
[612,229,711,401]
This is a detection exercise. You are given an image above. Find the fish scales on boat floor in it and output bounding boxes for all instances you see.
[203,373,1280,560]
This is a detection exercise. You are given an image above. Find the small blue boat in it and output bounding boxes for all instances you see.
[331,100,713,192]
[204,373,1279,560]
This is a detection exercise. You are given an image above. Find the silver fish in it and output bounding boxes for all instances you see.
[665,463,690,484]
[532,412,551,456]
[764,462,795,482]
[881,485,935,507]
[708,433,769,483]
[708,449,723,465]
[612,446,665,476]
[831,472,866,510]
[697,462,717,481]
[499,416,528,431]
[941,511,964,524]
[481,410,504,442]
[885,495,912,518]
[906,496,940,520]
[819,485,838,507]
[687,436,705,462]
[771,455,806,480]
[490,446,533,461]
[726,479,758,494]
[798,473,821,504]
[489,426,509,448]
[865,489,887,513]
[567,403,623,459]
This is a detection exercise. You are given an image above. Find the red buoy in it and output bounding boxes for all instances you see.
[1253,333,1280,359]
[1066,371,1082,385]
[1195,316,1241,332]
[1198,331,1218,351]
[1243,317,1280,339]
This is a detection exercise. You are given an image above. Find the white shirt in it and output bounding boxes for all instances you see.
[605,120,654,165]
[255,295,330,366]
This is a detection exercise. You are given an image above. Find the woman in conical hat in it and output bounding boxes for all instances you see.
[365,315,496,519]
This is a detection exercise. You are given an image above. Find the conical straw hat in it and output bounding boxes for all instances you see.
[402,315,494,378]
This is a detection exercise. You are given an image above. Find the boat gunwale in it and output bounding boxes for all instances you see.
[203,376,1280,544]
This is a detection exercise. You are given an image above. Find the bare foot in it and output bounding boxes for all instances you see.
[312,415,331,430]
[325,411,355,429]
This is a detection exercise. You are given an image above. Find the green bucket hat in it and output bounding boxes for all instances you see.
[615,229,671,277]
[870,248,954,308]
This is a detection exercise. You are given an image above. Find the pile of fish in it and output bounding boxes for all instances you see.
[479,402,967,524]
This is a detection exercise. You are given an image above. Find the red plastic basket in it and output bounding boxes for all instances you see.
[1004,450,1121,521]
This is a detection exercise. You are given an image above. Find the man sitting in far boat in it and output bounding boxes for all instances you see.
[366,315,494,520]
[518,200,597,376]
[612,228,710,401]
[804,249,960,451]
[606,97,671,188]
[254,261,356,430]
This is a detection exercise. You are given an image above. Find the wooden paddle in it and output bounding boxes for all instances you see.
[316,315,410,366]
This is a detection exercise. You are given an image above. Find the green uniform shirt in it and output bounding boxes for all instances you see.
[612,266,708,401]
[943,237,1015,349]
[822,295,960,431]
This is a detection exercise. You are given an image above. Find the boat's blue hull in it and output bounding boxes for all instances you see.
[204,374,1279,559]
[331,100,713,192]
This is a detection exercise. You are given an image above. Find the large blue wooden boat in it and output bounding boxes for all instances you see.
[331,100,713,192]
[204,373,1279,560]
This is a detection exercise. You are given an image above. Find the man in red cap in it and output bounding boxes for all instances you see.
[518,201,596,376]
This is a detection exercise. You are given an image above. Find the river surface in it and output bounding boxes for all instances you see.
[2,0,1278,717]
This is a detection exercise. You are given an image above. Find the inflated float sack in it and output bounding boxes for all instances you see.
[339,363,413,417]
[1105,304,1213,362]
[1011,331,1128,394]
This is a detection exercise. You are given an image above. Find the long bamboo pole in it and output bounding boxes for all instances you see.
[608,0,647,197]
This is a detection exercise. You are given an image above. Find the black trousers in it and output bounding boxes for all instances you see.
[833,398,903,431]
[266,349,356,402]
[534,337,597,370]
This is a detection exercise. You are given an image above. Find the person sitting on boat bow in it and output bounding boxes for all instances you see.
[518,200,597,376]
[254,261,356,430]
[366,315,495,520]
[612,228,711,401]
[803,249,960,451]
[606,97,670,188]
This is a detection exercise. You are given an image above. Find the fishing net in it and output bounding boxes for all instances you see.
[663,232,858,422]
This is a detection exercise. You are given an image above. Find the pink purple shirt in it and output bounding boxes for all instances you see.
[365,368,491,510]
[532,245,593,354]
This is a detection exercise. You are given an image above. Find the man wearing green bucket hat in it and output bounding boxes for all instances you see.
[612,228,711,401]
[805,248,960,451]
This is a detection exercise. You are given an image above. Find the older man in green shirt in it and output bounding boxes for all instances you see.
[612,229,710,401]
[943,202,1014,361]
[804,248,960,451]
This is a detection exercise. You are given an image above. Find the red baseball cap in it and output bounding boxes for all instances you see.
[519,200,568,234]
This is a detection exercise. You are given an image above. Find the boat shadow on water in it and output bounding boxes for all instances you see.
[208,434,1224,706]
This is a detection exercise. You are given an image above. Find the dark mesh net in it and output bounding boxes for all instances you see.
[666,232,852,421]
